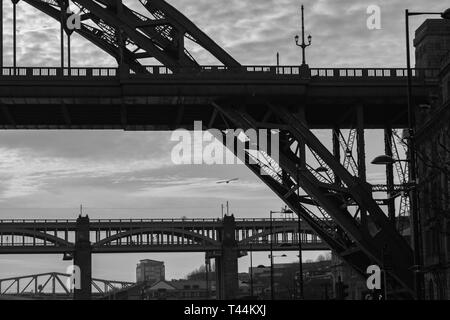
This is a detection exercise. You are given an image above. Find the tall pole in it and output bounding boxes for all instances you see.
[12,0,17,74]
[405,9,423,300]
[276,52,279,75]
[249,243,254,297]
[0,0,3,69]
[67,34,71,69]
[270,211,274,300]
[297,165,304,299]
[60,5,65,69]
[294,4,312,67]
[301,5,306,65]
[205,257,209,299]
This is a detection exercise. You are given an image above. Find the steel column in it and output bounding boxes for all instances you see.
[333,126,341,185]
[356,105,367,226]
[384,127,396,224]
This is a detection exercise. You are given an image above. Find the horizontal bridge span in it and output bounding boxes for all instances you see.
[0,66,440,79]
[0,66,437,129]
[0,217,329,253]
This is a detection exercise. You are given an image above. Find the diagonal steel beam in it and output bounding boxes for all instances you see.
[140,0,241,67]
[266,104,414,294]
[213,102,414,296]
[23,0,147,73]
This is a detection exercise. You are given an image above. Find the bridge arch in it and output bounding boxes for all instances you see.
[94,227,220,247]
[0,229,73,247]
[21,0,240,71]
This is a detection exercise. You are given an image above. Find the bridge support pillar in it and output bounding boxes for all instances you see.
[216,215,238,300]
[74,215,92,300]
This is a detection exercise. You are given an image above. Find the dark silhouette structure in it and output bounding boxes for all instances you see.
[0,0,446,299]
[0,216,318,299]
[414,19,450,299]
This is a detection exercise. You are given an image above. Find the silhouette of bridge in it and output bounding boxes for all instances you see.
[0,66,437,129]
[0,215,324,299]
[0,0,440,300]
[0,216,324,253]
[0,272,134,300]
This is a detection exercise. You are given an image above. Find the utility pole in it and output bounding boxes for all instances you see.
[0,0,3,69]
[270,210,274,300]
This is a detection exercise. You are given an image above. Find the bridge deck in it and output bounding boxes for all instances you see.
[0,66,438,129]
[0,218,329,253]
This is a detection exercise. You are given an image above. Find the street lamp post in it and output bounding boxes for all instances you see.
[269,210,289,300]
[404,8,450,300]
[270,210,274,300]
[296,164,304,300]
[249,242,254,297]
[268,252,287,300]
[294,4,312,66]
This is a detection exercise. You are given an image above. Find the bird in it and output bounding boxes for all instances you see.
[216,178,239,184]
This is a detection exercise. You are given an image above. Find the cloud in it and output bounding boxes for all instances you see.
[0,145,172,199]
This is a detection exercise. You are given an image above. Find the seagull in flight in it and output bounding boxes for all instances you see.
[216,178,239,184]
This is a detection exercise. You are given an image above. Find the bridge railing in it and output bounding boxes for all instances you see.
[0,66,440,80]
[1,67,117,77]
[310,68,440,79]
[0,217,302,224]
[0,219,76,224]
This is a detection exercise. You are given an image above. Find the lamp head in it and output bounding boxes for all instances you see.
[295,35,300,44]
[371,155,396,165]
[441,8,450,19]
[308,34,312,44]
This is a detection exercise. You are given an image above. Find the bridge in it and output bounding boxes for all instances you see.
[0,66,437,129]
[0,215,324,299]
[0,272,134,300]
[0,0,441,300]
[0,216,324,253]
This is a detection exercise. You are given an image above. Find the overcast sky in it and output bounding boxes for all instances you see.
[0,0,445,284]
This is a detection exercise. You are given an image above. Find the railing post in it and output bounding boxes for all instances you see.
[299,64,310,78]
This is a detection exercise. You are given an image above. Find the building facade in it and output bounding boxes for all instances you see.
[250,261,333,300]
[414,19,450,299]
[136,259,165,284]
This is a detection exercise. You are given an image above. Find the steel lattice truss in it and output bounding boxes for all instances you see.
[392,129,411,232]
[23,0,240,72]
[0,272,134,298]
[212,102,415,297]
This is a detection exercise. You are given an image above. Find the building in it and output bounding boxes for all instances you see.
[250,260,333,300]
[136,259,165,284]
[142,279,216,300]
[414,19,450,300]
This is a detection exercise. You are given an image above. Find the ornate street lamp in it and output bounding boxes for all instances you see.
[294,5,312,66]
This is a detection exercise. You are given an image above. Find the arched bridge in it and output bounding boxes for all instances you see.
[0,272,134,300]
[0,215,327,253]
